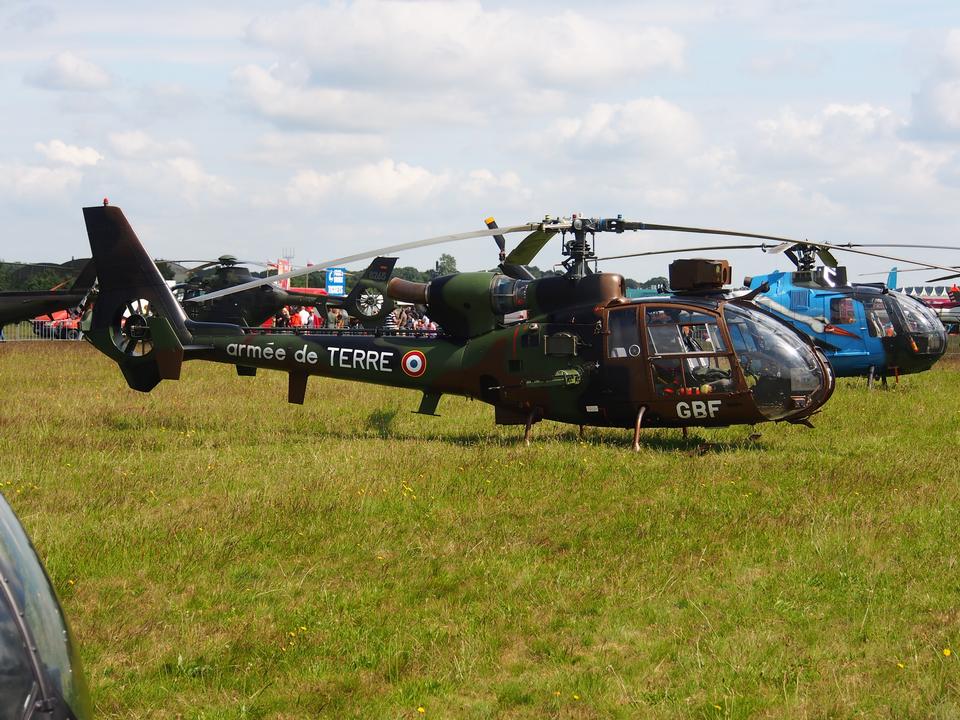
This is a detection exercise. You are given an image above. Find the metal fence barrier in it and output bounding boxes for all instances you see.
[0,321,84,342]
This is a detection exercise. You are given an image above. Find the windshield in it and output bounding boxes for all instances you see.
[723,303,827,420]
[0,493,90,720]
[888,292,946,354]
[890,292,942,333]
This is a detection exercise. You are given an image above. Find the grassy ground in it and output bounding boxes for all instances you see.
[1,342,960,718]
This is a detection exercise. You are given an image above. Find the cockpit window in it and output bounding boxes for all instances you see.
[724,303,827,421]
[0,494,89,720]
[645,308,727,354]
[607,307,640,358]
[830,297,857,325]
[890,292,940,334]
[865,297,895,337]
[888,292,946,354]
[0,593,36,720]
[644,307,737,396]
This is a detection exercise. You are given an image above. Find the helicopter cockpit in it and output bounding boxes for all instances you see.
[0,493,90,720]
[723,303,833,421]
[606,297,832,425]
[883,291,946,354]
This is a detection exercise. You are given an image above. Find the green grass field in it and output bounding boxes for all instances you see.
[2,342,960,718]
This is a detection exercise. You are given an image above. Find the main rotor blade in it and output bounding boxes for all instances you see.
[790,240,960,275]
[504,229,557,265]
[926,272,960,283]
[596,243,770,262]
[184,261,220,278]
[622,221,802,245]
[187,222,541,303]
[598,240,960,276]
[861,264,960,277]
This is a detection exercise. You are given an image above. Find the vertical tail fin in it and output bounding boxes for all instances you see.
[340,256,397,327]
[886,267,898,290]
[82,205,191,392]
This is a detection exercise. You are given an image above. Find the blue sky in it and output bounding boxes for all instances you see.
[2,0,960,283]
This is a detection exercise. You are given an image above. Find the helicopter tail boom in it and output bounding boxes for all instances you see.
[82,204,193,392]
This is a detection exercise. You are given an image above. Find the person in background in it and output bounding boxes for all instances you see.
[298,306,310,326]
[289,307,302,328]
[327,305,338,328]
[384,308,398,332]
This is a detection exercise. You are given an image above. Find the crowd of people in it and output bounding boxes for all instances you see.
[269,305,440,335]
[270,306,345,329]
[383,306,439,334]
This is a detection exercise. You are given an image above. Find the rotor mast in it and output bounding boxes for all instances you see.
[558,215,604,278]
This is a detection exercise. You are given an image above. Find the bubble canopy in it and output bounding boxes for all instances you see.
[723,302,833,421]
[0,492,90,720]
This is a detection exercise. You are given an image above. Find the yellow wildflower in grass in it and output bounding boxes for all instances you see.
[572,694,580,701]
[897,662,905,668]
[944,648,952,657]
[417,706,425,714]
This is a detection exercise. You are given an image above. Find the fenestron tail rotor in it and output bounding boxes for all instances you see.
[111,298,156,357]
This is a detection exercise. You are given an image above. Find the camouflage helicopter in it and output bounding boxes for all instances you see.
[163,254,397,328]
[81,204,845,450]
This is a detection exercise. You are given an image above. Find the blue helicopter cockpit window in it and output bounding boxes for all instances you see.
[888,292,946,354]
[890,292,940,334]
[865,297,895,337]
[830,297,857,325]
[723,304,827,421]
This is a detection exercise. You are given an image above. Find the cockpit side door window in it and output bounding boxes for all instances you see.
[642,306,739,397]
[606,307,641,359]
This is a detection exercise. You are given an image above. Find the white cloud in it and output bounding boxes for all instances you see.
[342,158,449,204]
[542,98,701,157]
[232,63,480,130]
[461,169,530,201]
[245,2,684,90]
[0,163,82,198]
[255,132,386,164]
[27,51,111,91]
[108,130,193,160]
[165,158,234,198]
[282,159,532,207]
[908,29,960,139]
[285,169,335,205]
[754,103,904,172]
[34,139,102,167]
[236,2,684,130]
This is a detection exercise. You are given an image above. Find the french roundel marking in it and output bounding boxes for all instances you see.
[401,350,427,377]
